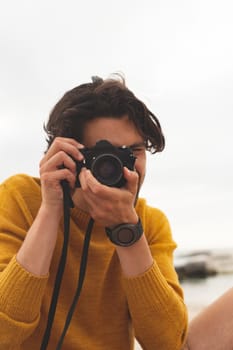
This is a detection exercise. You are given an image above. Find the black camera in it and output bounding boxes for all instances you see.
[75,140,136,188]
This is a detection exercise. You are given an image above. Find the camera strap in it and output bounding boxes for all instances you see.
[40,180,94,350]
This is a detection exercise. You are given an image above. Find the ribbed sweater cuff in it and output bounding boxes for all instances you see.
[0,256,48,322]
[122,262,172,312]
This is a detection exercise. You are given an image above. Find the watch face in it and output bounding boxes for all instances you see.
[117,227,135,244]
[105,219,143,247]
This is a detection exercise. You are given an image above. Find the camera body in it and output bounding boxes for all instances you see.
[75,140,136,188]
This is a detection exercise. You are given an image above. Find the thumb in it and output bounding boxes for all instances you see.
[123,167,139,194]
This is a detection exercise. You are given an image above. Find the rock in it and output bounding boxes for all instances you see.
[175,249,233,280]
[175,252,217,280]
[175,260,217,280]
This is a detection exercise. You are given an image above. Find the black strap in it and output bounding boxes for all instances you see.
[40,180,93,349]
[56,217,93,349]
[40,180,72,349]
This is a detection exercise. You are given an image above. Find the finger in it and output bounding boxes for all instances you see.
[40,137,84,166]
[123,167,139,194]
[40,150,77,174]
[79,169,114,221]
[51,136,84,150]
[79,168,100,192]
[41,168,76,190]
[79,168,114,197]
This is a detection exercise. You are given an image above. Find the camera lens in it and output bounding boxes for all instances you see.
[91,154,123,187]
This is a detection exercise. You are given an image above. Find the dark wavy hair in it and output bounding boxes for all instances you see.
[44,75,165,154]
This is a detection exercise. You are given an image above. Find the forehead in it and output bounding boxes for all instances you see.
[82,116,144,147]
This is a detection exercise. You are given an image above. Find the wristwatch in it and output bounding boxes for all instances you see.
[105,218,143,247]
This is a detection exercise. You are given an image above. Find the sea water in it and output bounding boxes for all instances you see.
[182,272,233,319]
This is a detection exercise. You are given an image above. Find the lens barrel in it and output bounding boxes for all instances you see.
[91,153,123,187]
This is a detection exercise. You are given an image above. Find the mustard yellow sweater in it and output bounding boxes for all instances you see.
[0,174,187,350]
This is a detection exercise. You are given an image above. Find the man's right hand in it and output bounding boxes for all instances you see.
[39,137,84,213]
[16,137,85,275]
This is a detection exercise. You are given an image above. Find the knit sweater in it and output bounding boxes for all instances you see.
[0,174,188,350]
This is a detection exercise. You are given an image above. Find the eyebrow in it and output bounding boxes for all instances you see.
[128,142,146,149]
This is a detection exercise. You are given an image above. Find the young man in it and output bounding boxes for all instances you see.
[0,76,187,349]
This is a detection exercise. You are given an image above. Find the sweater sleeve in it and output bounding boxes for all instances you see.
[0,175,49,348]
[0,256,48,348]
[122,202,188,350]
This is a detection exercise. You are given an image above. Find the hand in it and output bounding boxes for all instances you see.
[39,137,84,212]
[79,166,139,227]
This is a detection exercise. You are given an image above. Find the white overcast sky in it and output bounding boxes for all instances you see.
[0,0,232,251]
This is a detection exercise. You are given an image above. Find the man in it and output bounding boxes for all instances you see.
[0,76,187,349]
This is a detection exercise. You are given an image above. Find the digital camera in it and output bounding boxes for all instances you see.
[75,140,136,188]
